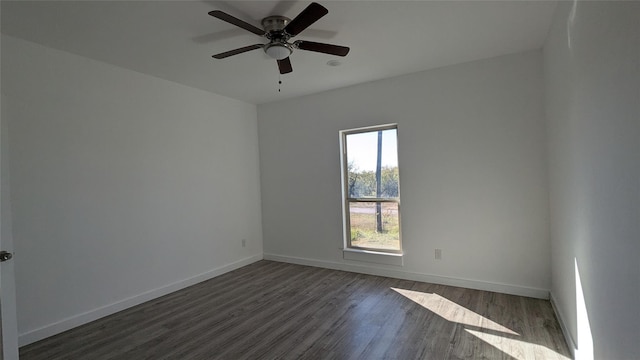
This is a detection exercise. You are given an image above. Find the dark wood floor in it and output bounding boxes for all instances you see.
[21,260,571,360]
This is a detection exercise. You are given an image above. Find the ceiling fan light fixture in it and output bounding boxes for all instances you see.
[265,43,292,60]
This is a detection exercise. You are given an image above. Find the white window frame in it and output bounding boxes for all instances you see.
[340,124,402,255]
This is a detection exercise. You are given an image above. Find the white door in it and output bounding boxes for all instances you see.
[1,91,20,359]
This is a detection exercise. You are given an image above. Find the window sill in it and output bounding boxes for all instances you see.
[343,248,404,266]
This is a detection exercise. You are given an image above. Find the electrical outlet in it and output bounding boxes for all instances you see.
[241,239,246,247]
[435,249,442,260]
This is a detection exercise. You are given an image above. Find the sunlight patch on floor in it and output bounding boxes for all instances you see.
[465,329,571,360]
[391,288,519,335]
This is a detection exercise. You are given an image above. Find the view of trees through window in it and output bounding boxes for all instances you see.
[343,126,401,252]
[347,162,399,198]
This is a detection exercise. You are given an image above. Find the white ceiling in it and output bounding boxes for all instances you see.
[1,1,557,104]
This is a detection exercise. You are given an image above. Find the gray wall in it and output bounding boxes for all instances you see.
[258,50,551,297]
[2,35,263,345]
[544,2,640,359]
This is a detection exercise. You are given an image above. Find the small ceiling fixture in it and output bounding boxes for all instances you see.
[208,2,350,74]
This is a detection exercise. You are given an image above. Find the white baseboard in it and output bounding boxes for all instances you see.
[263,253,550,299]
[550,292,576,359]
[19,254,263,347]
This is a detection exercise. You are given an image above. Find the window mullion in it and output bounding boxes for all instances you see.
[347,198,399,203]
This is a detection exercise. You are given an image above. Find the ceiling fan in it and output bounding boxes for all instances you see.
[208,2,350,74]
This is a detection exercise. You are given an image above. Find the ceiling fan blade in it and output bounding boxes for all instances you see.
[295,41,350,57]
[277,57,293,74]
[212,44,263,59]
[284,2,328,37]
[208,10,266,36]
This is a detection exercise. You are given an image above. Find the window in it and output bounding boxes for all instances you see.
[340,124,401,253]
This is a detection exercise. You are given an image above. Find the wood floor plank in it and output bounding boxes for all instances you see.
[20,261,572,360]
[242,274,373,357]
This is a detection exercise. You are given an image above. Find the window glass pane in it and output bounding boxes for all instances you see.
[349,202,400,251]
[346,129,398,199]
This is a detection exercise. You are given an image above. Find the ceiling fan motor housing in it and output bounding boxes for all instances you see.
[262,16,293,60]
[262,16,290,34]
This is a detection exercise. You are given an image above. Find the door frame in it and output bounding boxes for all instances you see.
[1,85,20,360]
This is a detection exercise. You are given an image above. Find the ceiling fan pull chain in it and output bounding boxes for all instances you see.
[278,73,282,92]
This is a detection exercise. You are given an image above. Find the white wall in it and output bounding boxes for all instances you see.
[258,50,550,297]
[544,1,640,359]
[1,35,263,345]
